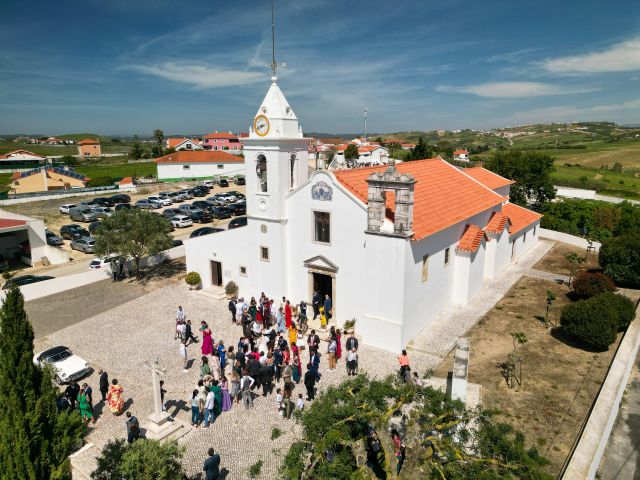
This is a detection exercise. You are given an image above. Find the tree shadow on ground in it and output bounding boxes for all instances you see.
[549,327,608,353]
[165,399,188,419]
[125,259,186,286]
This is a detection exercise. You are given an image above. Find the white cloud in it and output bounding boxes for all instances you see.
[505,99,640,124]
[122,62,265,89]
[543,37,640,73]
[435,81,595,98]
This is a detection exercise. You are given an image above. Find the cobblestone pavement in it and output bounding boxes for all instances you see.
[408,239,556,359]
[42,283,441,479]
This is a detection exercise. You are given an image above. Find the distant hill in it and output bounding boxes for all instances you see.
[59,133,101,141]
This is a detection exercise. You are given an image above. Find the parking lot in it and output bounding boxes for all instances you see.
[2,180,246,267]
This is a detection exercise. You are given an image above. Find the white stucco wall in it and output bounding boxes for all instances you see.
[510,220,541,261]
[156,162,245,180]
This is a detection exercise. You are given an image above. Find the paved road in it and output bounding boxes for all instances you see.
[27,278,147,339]
[599,355,640,480]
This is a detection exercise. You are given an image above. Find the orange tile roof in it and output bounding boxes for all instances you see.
[333,158,504,241]
[454,149,468,155]
[78,138,99,145]
[155,150,244,164]
[457,225,488,252]
[484,212,511,234]
[203,132,238,139]
[117,176,133,184]
[166,137,190,148]
[464,167,514,189]
[502,202,542,235]
[0,149,46,159]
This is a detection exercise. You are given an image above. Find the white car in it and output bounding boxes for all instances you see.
[33,346,90,384]
[59,204,77,214]
[148,195,172,206]
[171,215,193,228]
[89,255,116,269]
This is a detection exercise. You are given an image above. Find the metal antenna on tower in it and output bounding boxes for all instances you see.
[363,105,368,143]
[270,0,279,78]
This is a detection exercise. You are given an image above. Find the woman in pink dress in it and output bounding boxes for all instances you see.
[335,329,343,361]
[220,375,232,411]
[200,321,214,356]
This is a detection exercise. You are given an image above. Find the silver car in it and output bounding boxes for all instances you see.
[135,199,161,209]
[93,207,113,219]
[69,207,97,222]
[70,236,95,253]
[178,204,203,215]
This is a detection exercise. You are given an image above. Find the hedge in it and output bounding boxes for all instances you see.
[572,271,616,299]
[599,233,640,288]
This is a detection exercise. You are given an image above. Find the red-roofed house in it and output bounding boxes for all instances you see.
[77,138,101,158]
[166,138,203,151]
[453,149,469,161]
[154,150,245,180]
[201,132,243,153]
[184,75,542,353]
[9,167,88,194]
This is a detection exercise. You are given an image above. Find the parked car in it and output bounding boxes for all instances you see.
[189,187,207,197]
[206,196,225,206]
[93,207,113,219]
[170,215,193,228]
[78,202,100,211]
[45,230,64,246]
[89,255,118,269]
[227,203,246,216]
[0,254,8,271]
[162,208,180,219]
[178,204,203,215]
[190,227,223,238]
[178,190,194,200]
[192,200,213,211]
[234,177,246,186]
[69,207,97,223]
[228,216,248,229]
[71,236,96,253]
[148,195,172,206]
[198,181,214,189]
[33,346,90,384]
[135,199,161,209]
[217,193,237,203]
[92,197,115,207]
[172,239,184,247]
[110,193,131,204]
[219,179,229,187]
[211,207,231,219]
[228,191,245,200]
[88,221,102,234]
[60,224,89,240]
[190,210,213,223]
[3,274,54,290]
[59,203,77,214]
[114,203,133,211]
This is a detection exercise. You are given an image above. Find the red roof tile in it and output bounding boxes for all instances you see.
[117,176,133,184]
[463,167,514,189]
[457,225,488,252]
[166,138,190,148]
[0,149,46,160]
[333,158,504,241]
[203,132,238,140]
[502,203,542,235]
[0,219,27,229]
[155,151,244,164]
[78,138,99,145]
[484,212,511,234]
[454,149,468,155]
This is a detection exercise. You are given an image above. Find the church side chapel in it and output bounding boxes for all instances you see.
[185,74,542,353]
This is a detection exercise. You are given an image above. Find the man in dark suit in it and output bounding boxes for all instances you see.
[312,290,321,319]
[99,369,109,402]
[228,298,236,323]
[307,329,320,355]
[345,333,359,352]
[185,320,199,345]
[203,447,221,480]
[304,363,317,401]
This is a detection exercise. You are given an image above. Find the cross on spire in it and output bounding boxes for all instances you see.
[270,0,280,78]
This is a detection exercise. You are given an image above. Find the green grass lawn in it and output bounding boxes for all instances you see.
[552,164,640,199]
[0,142,130,156]
[75,161,156,180]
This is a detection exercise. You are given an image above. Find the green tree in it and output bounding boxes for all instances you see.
[86,175,114,187]
[599,233,640,288]
[0,287,85,479]
[60,154,79,166]
[408,136,433,161]
[344,143,359,160]
[129,135,145,160]
[566,252,585,285]
[153,129,164,151]
[91,439,185,480]
[93,209,174,277]
[484,150,556,206]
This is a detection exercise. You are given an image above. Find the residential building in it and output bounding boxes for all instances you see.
[185,76,542,353]
[332,144,389,166]
[166,138,203,151]
[0,150,48,167]
[154,150,244,181]
[9,166,88,194]
[202,132,243,153]
[77,138,101,158]
[454,149,470,162]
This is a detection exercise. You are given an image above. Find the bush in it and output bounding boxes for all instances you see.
[572,271,616,299]
[598,292,636,331]
[225,280,238,296]
[185,271,201,287]
[600,233,640,288]
[86,175,114,187]
[560,299,618,350]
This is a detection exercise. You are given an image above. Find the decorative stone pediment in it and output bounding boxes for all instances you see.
[303,255,339,273]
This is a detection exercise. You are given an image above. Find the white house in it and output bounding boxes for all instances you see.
[185,76,541,353]
[154,151,245,181]
[332,144,389,167]
[453,149,470,162]
[166,138,203,151]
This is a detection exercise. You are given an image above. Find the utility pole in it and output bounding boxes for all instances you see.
[363,105,368,144]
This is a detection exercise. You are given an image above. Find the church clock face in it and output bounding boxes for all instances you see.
[254,115,270,137]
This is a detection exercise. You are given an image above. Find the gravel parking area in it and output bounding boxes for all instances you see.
[42,282,438,479]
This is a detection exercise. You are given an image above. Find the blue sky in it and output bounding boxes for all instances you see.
[1,0,639,135]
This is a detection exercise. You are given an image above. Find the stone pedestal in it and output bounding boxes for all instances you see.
[144,411,191,442]
[451,337,470,403]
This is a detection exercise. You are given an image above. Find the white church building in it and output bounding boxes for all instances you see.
[185,76,542,353]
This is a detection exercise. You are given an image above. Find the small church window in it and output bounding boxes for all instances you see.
[256,154,268,192]
[260,246,269,261]
[183,165,190,170]
[523,232,527,243]
[290,153,297,189]
[240,266,247,276]
[314,211,330,244]
[422,255,429,282]
[444,248,450,265]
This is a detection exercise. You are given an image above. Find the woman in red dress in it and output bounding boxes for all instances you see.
[335,329,342,361]
[285,300,292,329]
[201,321,214,356]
